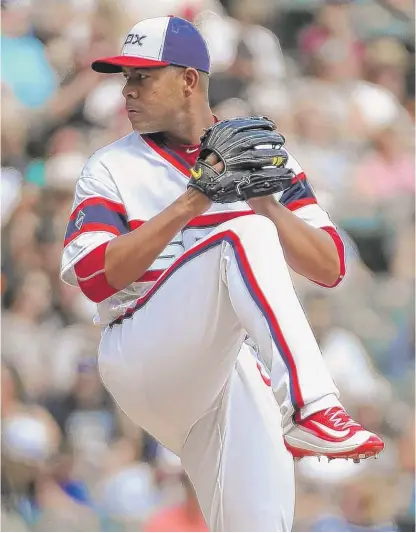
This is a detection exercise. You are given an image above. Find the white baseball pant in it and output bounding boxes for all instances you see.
[98,215,340,531]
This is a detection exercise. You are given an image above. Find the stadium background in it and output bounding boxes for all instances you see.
[1,0,414,531]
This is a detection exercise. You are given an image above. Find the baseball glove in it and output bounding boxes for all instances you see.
[187,116,294,203]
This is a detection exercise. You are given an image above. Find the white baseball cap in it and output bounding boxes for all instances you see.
[92,15,210,74]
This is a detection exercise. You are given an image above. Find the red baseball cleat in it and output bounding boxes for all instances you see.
[284,407,384,462]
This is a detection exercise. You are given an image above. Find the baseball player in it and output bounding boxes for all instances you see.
[61,16,384,532]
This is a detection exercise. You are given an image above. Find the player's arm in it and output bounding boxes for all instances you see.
[61,168,210,303]
[247,150,345,288]
[248,195,342,287]
[105,189,210,290]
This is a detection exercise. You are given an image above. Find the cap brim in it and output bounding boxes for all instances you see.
[91,56,170,73]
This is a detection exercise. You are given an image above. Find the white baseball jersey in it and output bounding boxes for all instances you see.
[60,131,344,326]
[71,129,345,532]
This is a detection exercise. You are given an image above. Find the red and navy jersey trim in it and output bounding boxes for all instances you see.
[153,138,195,171]
[185,210,254,228]
[128,211,254,233]
[313,226,346,288]
[110,229,304,411]
[64,198,129,247]
[142,134,190,176]
[281,174,317,211]
[74,242,117,303]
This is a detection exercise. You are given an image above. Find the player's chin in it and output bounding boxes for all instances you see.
[129,117,160,135]
[129,116,145,131]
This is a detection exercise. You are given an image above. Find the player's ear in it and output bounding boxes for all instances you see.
[182,67,199,97]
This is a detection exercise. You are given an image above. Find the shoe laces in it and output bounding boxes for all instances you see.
[323,407,361,430]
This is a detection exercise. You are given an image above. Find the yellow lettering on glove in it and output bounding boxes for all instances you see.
[272,156,284,167]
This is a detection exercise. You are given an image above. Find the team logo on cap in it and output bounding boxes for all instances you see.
[124,33,147,46]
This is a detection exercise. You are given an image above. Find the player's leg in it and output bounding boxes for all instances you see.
[99,214,383,459]
[181,345,295,532]
[98,223,247,455]
[196,214,383,461]
[99,213,300,453]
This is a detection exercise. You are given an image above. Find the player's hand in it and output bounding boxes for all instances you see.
[187,117,294,204]
[205,153,224,172]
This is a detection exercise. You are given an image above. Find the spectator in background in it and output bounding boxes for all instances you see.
[299,0,363,71]
[1,86,29,173]
[143,474,208,532]
[310,475,399,532]
[96,438,158,530]
[226,0,286,82]
[1,271,57,399]
[295,3,412,146]
[386,314,415,388]
[44,357,116,447]
[394,421,415,531]
[352,122,414,202]
[1,0,58,109]
[289,95,352,203]
[292,35,366,145]
[363,37,412,105]
[1,363,63,529]
[200,0,286,107]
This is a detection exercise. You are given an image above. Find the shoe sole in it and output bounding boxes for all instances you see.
[284,440,385,462]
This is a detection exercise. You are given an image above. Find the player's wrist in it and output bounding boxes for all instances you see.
[247,195,279,215]
[179,188,212,216]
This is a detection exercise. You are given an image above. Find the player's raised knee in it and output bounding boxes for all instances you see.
[222,214,279,241]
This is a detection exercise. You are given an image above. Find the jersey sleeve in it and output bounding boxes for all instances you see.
[60,160,129,297]
[277,151,346,288]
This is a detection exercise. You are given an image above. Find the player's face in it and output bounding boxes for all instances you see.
[122,67,186,133]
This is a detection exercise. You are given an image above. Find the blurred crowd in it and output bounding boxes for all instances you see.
[1,0,415,531]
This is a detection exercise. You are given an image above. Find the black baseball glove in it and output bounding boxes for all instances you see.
[187,116,294,203]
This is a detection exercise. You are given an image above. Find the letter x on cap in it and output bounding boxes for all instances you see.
[92,16,210,74]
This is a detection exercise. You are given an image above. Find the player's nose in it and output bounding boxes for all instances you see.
[122,82,139,99]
